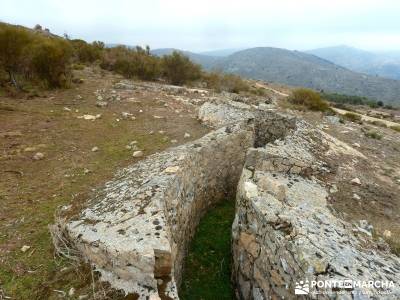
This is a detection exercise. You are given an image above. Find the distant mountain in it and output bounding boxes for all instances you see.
[146,46,400,105]
[199,48,243,57]
[307,45,400,80]
[210,47,400,105]
[151,48,219,69]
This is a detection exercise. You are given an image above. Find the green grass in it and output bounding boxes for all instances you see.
[180,200,235,300]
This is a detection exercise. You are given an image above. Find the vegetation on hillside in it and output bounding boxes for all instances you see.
[288,88,330,112]
[0,23,253,95]
[0,23,75,89]
[319,91,396,109]
[343,112,362,123]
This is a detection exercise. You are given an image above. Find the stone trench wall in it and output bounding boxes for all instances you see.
[52,100,400,300]
[52,118,254,300]
[232,117,400,300]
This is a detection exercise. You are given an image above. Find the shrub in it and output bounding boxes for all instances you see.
[203,71,250,93]
[364,130,383,140]
[288,88,330,111]
[100,46,160,81]
[161,51,201,85]
[0,24,32,88]
[0,23,74,89]
[321,92,377,107]
[30,37,73,88]
[72,63,85,70]
[70,39,102,64]
[369,120,387,128]
[391,125,400,132]
[343,112,362,123]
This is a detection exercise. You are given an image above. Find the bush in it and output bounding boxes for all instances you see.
[343,112,362,123]
[70,39,102,64]
[391,125,400,133]
[161,51,201,85]
[321,92,377,107]
[369,120,387,128]
[364,130,383,140]
[100,46,160,81]
[30,37,73,88]
[288,88,330,111]
[203,71,250,93]
[0,23,73,89]
[0,24,32,88]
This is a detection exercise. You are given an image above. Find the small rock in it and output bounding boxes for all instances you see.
[78,114,101,121]
[68,287,75,297]
[171,139,178,143]
[21,245,31,252]
[149,131,154,135]
[353,143,361,148]
[122,112,133,119]
[83,168,91,175]
[164,166,180,174]
[96,101,108,108]
[353,193,361,200]
[184,133,191,138]
[158,130,165,134]
[0,131,23,138]
[78,295,89,300]
[91,147,99,152]
[63,107,71,111]
[130,141,138,145]
[133,151,144,158]
[24,147,37,152]
[157,279,164,285]
[76,95,83,100]
[33,152,45,160]
[329,184,338,193]
[153,115,164,119]
[351,178,361,185]
[383,230,392,238]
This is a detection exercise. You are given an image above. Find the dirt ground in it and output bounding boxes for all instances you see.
[0,67,210,299]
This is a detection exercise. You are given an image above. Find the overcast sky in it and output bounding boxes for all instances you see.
[2,0,400,52]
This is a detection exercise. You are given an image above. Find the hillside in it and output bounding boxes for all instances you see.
[211,47,400,105]
[307,45,400,80]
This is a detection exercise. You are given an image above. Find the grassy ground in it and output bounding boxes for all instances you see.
[180,200,236,300]
[0,67,209,299]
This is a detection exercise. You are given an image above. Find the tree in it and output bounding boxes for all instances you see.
[0,25,32,89]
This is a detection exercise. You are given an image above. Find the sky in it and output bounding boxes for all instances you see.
[1,0,400,52]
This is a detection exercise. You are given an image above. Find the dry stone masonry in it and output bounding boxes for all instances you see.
[52,118,253,299]
[232,117,400,299]
[52,91,400,299]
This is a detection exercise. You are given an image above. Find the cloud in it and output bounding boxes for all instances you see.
[1,0,400,51]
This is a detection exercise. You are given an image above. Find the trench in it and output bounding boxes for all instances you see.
[175,112,296,299]
[179,200,236,300]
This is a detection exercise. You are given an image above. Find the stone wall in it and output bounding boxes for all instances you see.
[52,120,253,300]
[232,116,400,299]
[52,99,400,299]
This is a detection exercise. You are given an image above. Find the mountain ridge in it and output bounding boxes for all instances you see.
[151,46,400,105]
